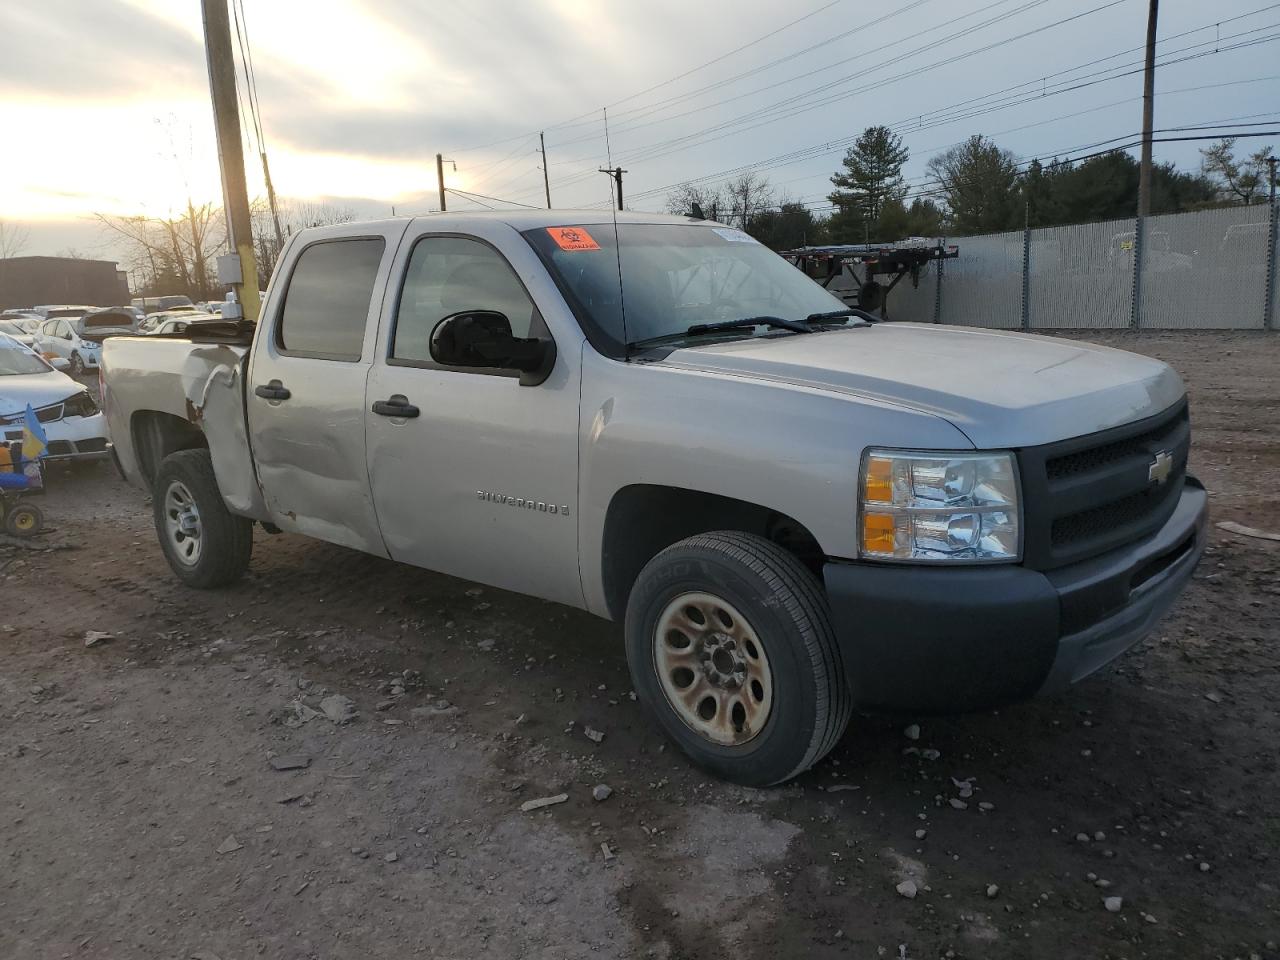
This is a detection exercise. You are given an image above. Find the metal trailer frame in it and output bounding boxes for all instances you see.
[782,240,959,319]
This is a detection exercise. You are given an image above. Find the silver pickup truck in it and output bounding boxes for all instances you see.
[101,211,1206,785]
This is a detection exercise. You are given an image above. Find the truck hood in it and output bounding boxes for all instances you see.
[658,323,1184,448]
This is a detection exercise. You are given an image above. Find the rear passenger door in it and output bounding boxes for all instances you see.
[247,223,409,555]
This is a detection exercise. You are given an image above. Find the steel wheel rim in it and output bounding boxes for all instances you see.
[163,480,203,566]
[13,510,35,531]
[653,591,773,746]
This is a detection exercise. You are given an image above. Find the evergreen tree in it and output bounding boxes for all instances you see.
[926,135,1022,234]
[827,126,909,242]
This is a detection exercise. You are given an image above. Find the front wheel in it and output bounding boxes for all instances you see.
[625,531,851,786]
[69,352,85,376]
[152,449,252,587]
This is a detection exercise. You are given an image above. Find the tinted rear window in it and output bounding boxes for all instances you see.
[278,238,384,360]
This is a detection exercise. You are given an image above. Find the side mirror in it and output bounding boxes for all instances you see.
[49,357,70,371]
[429,310,555,386]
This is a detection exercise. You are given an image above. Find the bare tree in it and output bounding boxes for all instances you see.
[252,198,357,282]
[664,182,728,221]
[282,200,357,231]
[0,220,31,259]
[723,172,774,231]
[95,201,226,300]
[1200,138,1275,205]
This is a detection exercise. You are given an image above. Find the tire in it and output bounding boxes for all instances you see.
[625,531,851,786]
[4,502,43,537]
[69,352,85,376]
[152,449,252,587]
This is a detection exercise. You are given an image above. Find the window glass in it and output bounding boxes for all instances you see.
[522,223,847,355]
[393,236,537,363]
[278,238,385,360]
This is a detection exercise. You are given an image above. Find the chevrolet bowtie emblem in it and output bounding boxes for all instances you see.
[1148,450,1173,485]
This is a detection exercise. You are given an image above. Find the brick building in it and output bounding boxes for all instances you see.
[0,256,130,310]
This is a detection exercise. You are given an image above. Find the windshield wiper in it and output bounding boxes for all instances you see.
[629,315,811,353]
[803,308,878,325]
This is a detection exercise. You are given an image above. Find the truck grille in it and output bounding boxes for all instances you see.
[1019,401,1190,570]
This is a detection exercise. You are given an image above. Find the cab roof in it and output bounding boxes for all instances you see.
[304,209,718,236]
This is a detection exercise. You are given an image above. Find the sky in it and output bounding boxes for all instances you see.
[2,0,1278,265]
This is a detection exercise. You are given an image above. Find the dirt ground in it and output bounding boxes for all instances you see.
[2,330,1277,960]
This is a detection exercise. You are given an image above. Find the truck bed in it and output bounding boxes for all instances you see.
[100,335,267,518]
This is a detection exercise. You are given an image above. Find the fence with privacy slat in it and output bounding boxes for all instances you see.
[866,203,1279,330]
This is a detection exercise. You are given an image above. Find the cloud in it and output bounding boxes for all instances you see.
[0,0,204,98]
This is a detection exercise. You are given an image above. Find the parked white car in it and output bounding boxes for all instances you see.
[140,310,214,334]
[35,310,135,375]
[0,334,108,460]
[144,313,215,336]
[31,304,94,321]
[0,319,38,348]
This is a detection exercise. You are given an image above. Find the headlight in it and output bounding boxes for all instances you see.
[859,450,1020,562]
[63,391,99,417]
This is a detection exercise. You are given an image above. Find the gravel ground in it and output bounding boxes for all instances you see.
[2,330,1277,960]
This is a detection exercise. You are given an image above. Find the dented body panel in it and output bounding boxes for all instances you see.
[100,337,268,519]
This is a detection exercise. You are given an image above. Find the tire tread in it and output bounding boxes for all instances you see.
[153,449,252,588]
[640,530,851,784]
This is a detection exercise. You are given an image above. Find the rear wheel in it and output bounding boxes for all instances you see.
[69,351,85,376]
[152,449,252,587]
[625,531,851,786]
[4,502,44,537]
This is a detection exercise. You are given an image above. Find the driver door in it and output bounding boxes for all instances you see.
[364,226,583,607]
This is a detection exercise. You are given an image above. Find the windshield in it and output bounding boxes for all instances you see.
[0,340,52,376]
[523,223,847,355]
[0,321,29,336]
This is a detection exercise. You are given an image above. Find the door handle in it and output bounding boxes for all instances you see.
[254,379,291,401]
[371,394,420,418]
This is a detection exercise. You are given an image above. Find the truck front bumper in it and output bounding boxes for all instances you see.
[823,478,1207,714]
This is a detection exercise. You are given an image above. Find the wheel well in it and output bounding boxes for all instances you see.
[601,484,824,620]
[131,411,208,484]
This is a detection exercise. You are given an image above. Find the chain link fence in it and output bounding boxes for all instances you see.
[878,202,1279,330]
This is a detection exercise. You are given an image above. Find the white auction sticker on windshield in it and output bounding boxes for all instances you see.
[712,227,757,243]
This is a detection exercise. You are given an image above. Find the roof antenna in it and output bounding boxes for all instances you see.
[603,107,629,355]
[690,201,705,220]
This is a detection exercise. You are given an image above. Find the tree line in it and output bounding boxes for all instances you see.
[94,198,356,301]
[666,129,1276,249]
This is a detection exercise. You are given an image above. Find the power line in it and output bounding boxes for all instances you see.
[444,187,542,209]
[618,31,1280,206]
[546,0,1050,163]
[549,0,1129,192]
[445,0,847,155]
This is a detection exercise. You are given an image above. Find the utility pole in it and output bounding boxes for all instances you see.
[1137,0,1159,218]
[260,151,285,253]
[1265,155,1278,330]
[436,153,447,212]
[201,0,260,320]
[540,132,552,209]
[599,166,626,211]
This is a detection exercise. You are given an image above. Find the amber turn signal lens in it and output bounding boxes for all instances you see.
[862,511,896,554]
[864,456,894,503]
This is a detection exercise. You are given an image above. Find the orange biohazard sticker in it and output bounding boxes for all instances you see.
[547,226,601,251]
